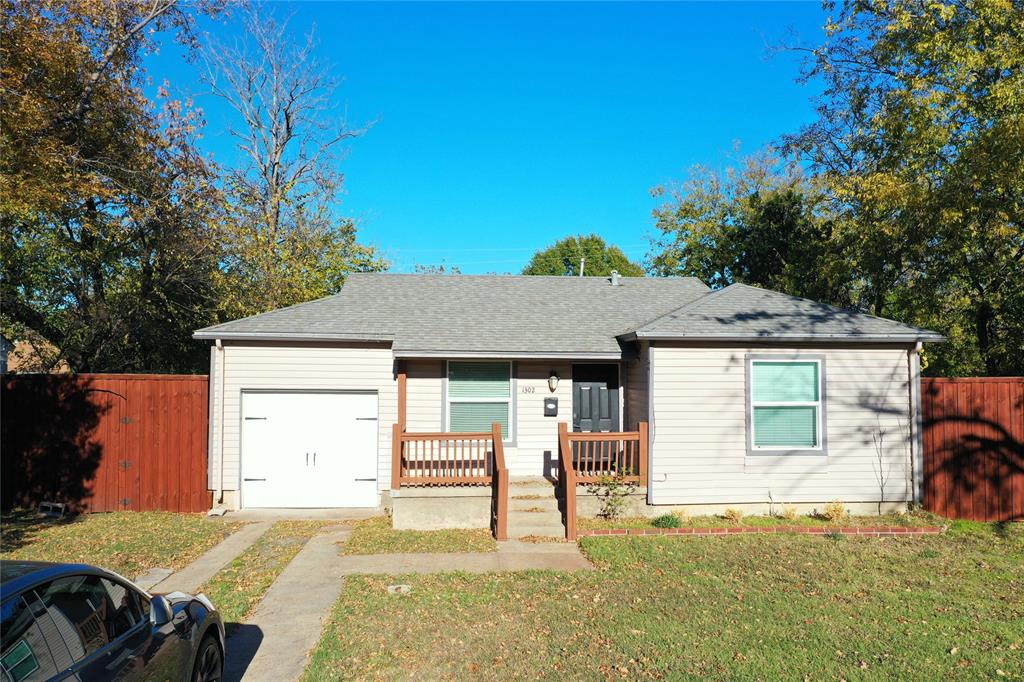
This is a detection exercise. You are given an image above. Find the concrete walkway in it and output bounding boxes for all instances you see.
[220,508,380,522]
[336,539,594,575]
[143,521,272,594]
[224,525,353,682]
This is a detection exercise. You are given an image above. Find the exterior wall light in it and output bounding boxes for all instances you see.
[548,371,560,393]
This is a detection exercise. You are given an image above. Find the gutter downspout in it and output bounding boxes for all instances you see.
[216,338,226,507]
[908,342,924,505]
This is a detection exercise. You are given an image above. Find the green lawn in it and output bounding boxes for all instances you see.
[578,511,946,531]
[341,516,497,555]
[304,521,1023,681]
[199,521,331,632]
[1,511,241,579]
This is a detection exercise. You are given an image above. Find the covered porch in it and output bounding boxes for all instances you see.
[389,358,648,539]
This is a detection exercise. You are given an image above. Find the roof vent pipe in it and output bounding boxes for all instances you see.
[610,270,620,286]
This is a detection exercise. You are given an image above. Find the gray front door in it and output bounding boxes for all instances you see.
[572,364,619,433]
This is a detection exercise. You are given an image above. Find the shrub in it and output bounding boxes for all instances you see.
[586,470,637,520]
[723,507,745,524]
[821,500,847,523]
[652,514,682,529]
[780,505,799,520]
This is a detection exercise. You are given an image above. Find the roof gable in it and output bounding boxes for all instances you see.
[632,283,944,342]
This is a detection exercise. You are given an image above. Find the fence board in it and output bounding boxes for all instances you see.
[921,377,1024,522]
[2,374,210,513]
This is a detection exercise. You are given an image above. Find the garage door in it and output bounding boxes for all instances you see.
[240,392,378,508]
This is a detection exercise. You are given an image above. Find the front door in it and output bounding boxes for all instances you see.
[572,364,619,433]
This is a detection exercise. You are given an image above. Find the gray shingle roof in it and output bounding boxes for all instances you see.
[631,283,944,342]
[194,273,711,356]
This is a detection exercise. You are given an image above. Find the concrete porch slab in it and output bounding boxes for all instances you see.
[217,508,382,522]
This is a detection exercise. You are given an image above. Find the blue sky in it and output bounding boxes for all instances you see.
[148,1,827,273]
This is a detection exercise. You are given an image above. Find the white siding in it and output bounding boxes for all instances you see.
[213,343,397,503]
[405,359,443,432]
[402,360,573,477]
[514,361,572,476]
[650,345,913,505]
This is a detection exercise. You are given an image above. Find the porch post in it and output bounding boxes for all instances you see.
[638,421,649,485]
[391,422,402,491]
[397,360,407,429]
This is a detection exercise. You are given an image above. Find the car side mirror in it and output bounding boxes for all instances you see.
[150,595,173,626]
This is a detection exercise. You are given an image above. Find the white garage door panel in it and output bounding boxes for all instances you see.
[241,392,378,508]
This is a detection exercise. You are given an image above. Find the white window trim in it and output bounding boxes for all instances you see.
[444,360,516,444]
[746,355,827,456]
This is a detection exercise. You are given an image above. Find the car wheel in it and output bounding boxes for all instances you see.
[192,635,223,682]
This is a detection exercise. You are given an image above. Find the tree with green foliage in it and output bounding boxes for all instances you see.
[650,0,1023,376]
[522,234,644,277]
[784,0,1023,376]
[0,0,224,372]
[649,153,853,305]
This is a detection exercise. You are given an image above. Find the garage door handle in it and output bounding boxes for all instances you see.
[355,478,377,482]
[243,478,266,482]
[244,417,267,421]
[355,417,377,421]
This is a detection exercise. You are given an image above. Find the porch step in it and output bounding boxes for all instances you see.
[509,477,558,498]
[507,509,564,539]
[510,497,559,513]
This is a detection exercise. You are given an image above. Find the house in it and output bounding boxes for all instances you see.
[193,273,943,538]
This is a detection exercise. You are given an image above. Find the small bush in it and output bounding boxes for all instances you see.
[780,505,799,520]
[652,514,682,529]
[723,508,745,524]
[821,500,847,523]
[586,470,637,521]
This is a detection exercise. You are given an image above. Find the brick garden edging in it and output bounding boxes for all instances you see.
[578,525,945,538]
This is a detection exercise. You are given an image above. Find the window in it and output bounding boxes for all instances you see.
[749,359,824,452]
[446,361,512,440]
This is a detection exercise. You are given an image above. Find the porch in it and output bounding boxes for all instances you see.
[389,419,648,541]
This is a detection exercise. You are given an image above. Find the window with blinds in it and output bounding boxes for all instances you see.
[750,360,822,450]
[446,361,511,440]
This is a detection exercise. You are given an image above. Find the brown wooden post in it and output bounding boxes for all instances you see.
[391,422,403,490]
[638,421,649,484]
[558,421,577,541]
[397,361,407,430]
[491,422,509,541]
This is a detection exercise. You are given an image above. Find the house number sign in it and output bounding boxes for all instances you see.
[521,386,535,394]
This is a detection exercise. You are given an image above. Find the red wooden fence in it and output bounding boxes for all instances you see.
[921,377,1024,522]
[2,374,211,513]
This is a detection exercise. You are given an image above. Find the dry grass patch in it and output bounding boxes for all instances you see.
[341,516,496,555]
[0,511,240,579]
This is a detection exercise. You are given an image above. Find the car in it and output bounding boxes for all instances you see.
[0,561,224,682]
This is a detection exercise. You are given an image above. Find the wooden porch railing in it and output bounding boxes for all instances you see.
[391,422,508,540]
[558,421,648,541]
[491,423,509,541]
